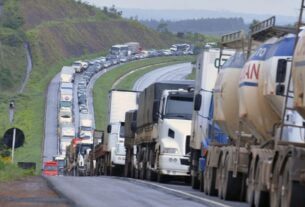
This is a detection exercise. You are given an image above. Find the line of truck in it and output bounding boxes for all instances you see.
[82,14,305,207]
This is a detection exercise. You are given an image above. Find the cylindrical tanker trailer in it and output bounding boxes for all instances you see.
[196,16,305,207]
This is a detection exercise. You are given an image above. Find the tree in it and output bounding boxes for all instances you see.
[157,22,169,33]
[249,19,260,30]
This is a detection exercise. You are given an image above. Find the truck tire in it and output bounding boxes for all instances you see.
[157,172,166,183]
[199,170,204,192]
[280,158,305,207]
[247,159,256,206]
[191,150,200,189]
[205,166,218,196]
[254,162,269,206]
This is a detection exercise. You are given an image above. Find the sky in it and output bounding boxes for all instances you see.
[86,0,300,17]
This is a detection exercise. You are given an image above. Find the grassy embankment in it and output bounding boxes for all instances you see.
[0,0,179,177]
[93,56,195,131]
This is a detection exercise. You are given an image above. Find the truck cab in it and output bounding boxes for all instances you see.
[60,124,75,156]
[107,122,126,166]
[156,89,194,177]
[53,155,66,175]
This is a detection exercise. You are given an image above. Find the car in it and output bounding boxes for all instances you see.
[78,95,87,105]
[78,91,86,98]
[79,104,87,112]
[119,56,128,63]
[103,60,111,68]
[80,107,89,114]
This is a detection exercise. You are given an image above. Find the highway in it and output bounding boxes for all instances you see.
[132,62,192,91]
[44,61,246,207]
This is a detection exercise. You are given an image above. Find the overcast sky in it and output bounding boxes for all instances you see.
[86,0,300,16]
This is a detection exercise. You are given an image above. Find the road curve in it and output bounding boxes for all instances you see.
[19,42,33,93]
[133,63,192,91]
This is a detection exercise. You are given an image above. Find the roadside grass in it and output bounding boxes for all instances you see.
[186,65,196,80]
[93,56,195,131]
[0,159,34,182]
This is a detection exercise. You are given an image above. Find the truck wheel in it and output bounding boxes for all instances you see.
[157,172,165,183]
[146,167,152,181]
[254,162,269,206]
[191,173,199,189]
[280,158,305,207]
[199,170,204,192]
[191,150,199,189]
[270,170,280,207]
[247,159,256,206]
[205,166,218,196]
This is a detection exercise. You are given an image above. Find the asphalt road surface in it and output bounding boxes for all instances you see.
[19,42,33,93]
[133,62,192,91]
[43,73,60,162]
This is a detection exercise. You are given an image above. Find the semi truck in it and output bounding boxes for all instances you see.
[92,90,139,176]
[60,66,75,83]
[66,138,93,176]
[79,113,93,140]
[189,46,235,190]
[125,42,141,55]
[58,108,72,125]
[124,81,194,181]
[53,155,66,176]
[59,123,75,156]
[191,16,305,207]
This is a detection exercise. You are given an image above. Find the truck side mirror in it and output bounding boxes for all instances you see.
[107,125,112,133]
[194,94,202,111]
[276,59,287,83]
[153,100,160,122]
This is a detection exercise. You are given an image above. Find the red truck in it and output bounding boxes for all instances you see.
[43,161,58,176]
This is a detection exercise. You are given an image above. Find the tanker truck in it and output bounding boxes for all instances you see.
[194,16,305,207]
[124,81,194,181]
[189,42,236,190]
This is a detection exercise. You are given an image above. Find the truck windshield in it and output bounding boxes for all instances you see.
[120,124,125,138]
[165,96,193,120]
[57,160,65,168]
[80,126,92,131]
[44,165,57,171]
[79,144,92,155]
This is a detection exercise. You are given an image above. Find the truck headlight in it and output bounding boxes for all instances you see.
[162,148,178,154]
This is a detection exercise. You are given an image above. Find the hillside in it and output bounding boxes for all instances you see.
[0,0,179,167]
[141,18,247,36]
[0,0,177,94]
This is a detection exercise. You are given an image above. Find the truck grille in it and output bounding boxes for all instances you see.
[180,158,190,166]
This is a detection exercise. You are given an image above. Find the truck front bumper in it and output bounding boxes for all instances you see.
[159,154,190,176]
[112,155,125,166]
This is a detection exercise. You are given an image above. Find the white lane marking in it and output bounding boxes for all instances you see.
[135,179,232,207]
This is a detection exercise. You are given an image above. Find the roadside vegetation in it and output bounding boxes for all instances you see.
[0,159,34,181]
[93,56,195,131]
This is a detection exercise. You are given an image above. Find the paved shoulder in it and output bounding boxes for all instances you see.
[47,176,208,207]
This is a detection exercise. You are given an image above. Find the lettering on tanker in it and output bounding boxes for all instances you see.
[239,63,260,83]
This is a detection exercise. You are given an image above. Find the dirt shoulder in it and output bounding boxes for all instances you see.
[0,176,71,207]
